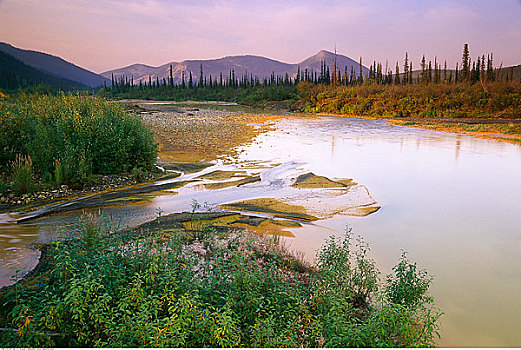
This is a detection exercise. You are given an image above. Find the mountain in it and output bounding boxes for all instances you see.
[0,42,109,88]
[0,51,88,90]
[102,50,369,84]
[298,49,363,76]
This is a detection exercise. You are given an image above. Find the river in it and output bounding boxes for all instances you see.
[1,112,520,346]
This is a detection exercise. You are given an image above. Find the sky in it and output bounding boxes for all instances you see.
[1,0,520,73]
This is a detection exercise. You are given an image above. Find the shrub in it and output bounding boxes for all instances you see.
[0,93,158,188]
[0,221,441,348]
[385,251,433,307]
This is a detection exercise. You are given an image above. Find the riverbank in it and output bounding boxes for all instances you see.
[304,111,521,145]
[0,171,166,213]
[128,101,298,163]
[389,118,521,144]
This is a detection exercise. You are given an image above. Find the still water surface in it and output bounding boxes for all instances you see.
[1,115,520,346]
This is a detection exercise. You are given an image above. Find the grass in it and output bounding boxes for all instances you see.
[0,213,442,348]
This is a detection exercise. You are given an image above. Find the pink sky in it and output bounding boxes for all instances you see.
[1,0,520,73]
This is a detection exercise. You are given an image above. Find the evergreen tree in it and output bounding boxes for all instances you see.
[394,62,401,85]
[434,56,440,84]
[188,71,193,89]
[326,65,330,85]
[480,55,485,83]
[420,55,426,84]
[404,52,409,84]
[169,65,173,86]
[487,53,494,82]
[359,57,363,84]
[199,63,204,87]
[461,43,470,82]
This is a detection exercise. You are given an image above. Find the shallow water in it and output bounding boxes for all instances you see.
[1,114,520,346]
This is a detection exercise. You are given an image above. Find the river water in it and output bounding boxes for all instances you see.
[1,114,520,346]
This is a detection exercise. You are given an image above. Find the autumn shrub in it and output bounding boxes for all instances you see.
[297,81,521,119]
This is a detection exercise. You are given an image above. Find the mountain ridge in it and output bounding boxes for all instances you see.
[0,50,88,90]
[102,50,368,84]
[0,42,109,88]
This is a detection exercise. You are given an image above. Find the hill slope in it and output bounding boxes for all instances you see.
[0,42,109,88]
[0,51,88,90]
[102,50,369,84]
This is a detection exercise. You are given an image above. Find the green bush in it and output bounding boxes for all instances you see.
[0,93,158,188]
[0,222,441,347]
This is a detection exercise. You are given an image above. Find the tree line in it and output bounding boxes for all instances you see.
[105,43,516,96]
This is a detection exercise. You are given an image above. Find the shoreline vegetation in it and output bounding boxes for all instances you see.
[0,211,441,347]
[0,93,159,210]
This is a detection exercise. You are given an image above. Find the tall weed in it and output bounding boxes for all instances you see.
[11,154,33,194]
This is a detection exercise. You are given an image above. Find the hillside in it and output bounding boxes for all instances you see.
[0,51,87,90]
[0,42,109,88]
[102,50,369,84]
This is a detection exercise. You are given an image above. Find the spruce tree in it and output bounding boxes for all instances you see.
[199,63,204,87]
[480,55,485,83]
[420,55,426,84]
[394,62,401,85]
[434,56,440,84]
[461,43,470,82]
[404,52,409,84]
[326,65,330,85]
[359,57,363,84]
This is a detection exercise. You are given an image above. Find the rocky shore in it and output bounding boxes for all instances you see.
[0,172,161,213]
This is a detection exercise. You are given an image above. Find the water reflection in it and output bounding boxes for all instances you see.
[234,116,521,347]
